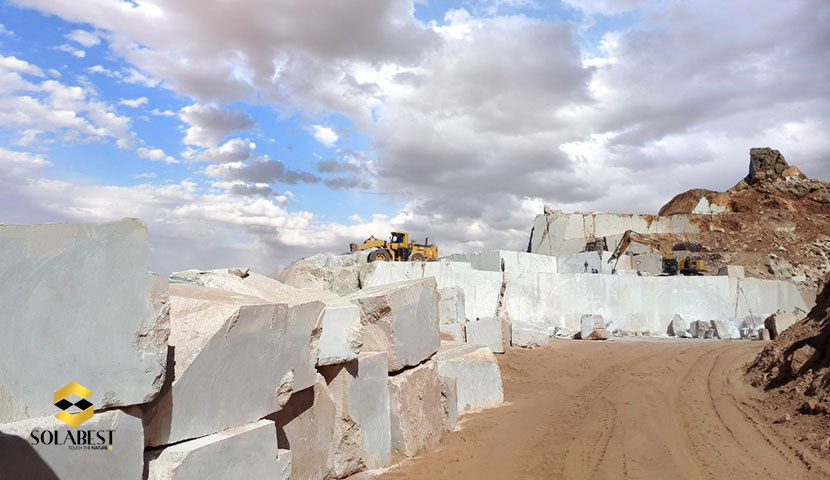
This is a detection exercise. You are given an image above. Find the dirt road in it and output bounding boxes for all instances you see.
[379,339,830,480]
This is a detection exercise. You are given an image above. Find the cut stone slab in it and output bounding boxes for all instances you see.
[140,284,322,446]
[466,317,510,353]
[759,328,771,341]
[690,320,711,339]
[585,328,611,340]
[388,360,444,457]
[440,323,466,343]
[171,268,362,366]
[764,312,804,340]
[318,352,391,478]
[146,419,289,480]
[436,342,504,412]
[346,278,440,372]
[511,322,556,347]
[440,376,459,432]
[718,265,745,278]
[438,286,466,324]
[711,320,741,340]
[580,314,605,340]
[0,410,143,480]
[268,374,336,480]
[667,314,688,337]
[0,219,169,422]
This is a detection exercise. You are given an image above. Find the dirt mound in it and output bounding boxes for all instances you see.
[747,274,830,414]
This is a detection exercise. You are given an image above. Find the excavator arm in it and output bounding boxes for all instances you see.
[607,230,675,273]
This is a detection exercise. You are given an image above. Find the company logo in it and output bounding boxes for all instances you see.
[53,381,94,427]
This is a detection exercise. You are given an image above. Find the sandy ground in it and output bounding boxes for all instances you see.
[379,339,830,480]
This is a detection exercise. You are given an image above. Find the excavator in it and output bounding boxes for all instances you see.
[349,231,438,262]
[607,230,705,275]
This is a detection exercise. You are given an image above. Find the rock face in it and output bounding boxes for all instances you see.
[147,419,290,480]
[0,219,169,422]
[690,320,711,339]
[718,265,745,277]
[764,312,804,340]
[346,278,440,373]
[268,375,336,480]
[439,323,466,343]
[387,360,444,457]
[466,317,510,353]
[171,268,362,366]
[140,284,322,446]
[436,343,504,412]
[747,147,789,183]
[318,352,392,478]
[0,410,144,480]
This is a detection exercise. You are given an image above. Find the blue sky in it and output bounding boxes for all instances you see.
[1,0,827,274]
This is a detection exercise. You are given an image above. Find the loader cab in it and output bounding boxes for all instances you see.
[390,232,408,245]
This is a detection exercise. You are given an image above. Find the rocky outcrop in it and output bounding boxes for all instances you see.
[746,147,790,183]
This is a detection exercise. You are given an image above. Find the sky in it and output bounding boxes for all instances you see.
[0,0,828,275]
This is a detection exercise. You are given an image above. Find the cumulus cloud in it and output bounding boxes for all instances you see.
[179,103,257,147]
[119,96,148,108]
[55,44,85,58]
[312,125,338,147]
[66,29,100,47]
[0,55,45,77]
[136,146,177,163]
[196,138,256,164]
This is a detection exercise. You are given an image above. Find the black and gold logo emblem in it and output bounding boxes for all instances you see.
[54,381,94,427]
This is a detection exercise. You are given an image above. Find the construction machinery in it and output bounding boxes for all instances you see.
[607,230,705,275]
[349,231,438,262]
[583,237,609,252]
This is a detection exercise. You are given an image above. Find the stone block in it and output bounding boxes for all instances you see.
[764,312,804,340]
[171,268,362,366]
[580,314,605,339]
[472,269,501,319]
[268,374,335,480]
[0,410,143,480]
[466,317,510,353]
[318,352,391,478]
[440,323,465,343]
[440,376,458,432]
[759,328,771,341]
[346,278,440,372]
[438,286,466,324]
[510,322,555,348]
[690,320,710,339]
[718,265,745,277]
[667,313,688,337]
[436,343,504,412]
[711,320,740,340]
[388,360,443,457]
[146,419,290,480]
[140,284,322,446]
[0,219,169,422]
[585,328,611,340]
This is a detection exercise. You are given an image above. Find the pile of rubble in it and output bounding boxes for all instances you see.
[528,148,830,298]
[0,219,504,479]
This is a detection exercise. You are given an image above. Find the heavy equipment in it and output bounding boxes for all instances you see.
[349,231,438,262]
[607,230,705,275]
[583,236,608,252]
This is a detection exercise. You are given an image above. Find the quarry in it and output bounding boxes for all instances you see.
[1,148,829,479]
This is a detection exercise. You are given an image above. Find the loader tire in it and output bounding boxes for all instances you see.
[408,252,426,262]
[369,249,391,262]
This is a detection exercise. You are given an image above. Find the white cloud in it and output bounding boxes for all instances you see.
[87,64,120,78]
[151,108,175,116]
[131,172,157,179]
[312,125,338,147]
[66,29,101,47]
[56,44,85,58]
[47,68,61,77]
[0,55,45,77]
[179,103,256,147]
[119,96,148,108]
[136,146,177,163]
[0,24,12,36]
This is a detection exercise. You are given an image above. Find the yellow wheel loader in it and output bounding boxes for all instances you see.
[349,231,438,262]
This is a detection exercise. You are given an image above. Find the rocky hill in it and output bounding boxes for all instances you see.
[656,148,830,301]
